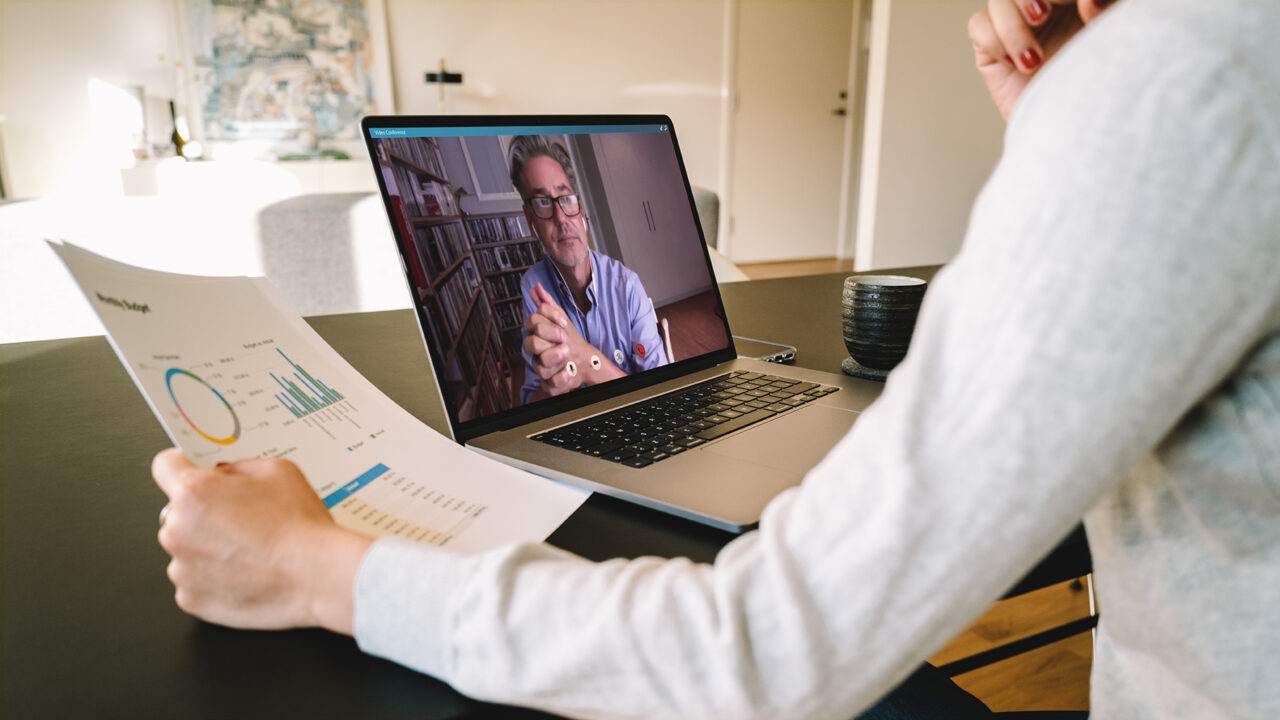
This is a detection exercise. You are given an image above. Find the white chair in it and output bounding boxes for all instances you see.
[650,297,675,361]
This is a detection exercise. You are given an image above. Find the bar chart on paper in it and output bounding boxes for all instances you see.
[248,343,371,445]
[263,349,366,441]
[271,348,343,418]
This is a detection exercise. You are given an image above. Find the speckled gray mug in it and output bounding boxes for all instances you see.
[841,274,927,371]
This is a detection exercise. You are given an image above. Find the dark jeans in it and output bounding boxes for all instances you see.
[855,663,1090,719]
[474,662,1087,719]
[855,663,994,719]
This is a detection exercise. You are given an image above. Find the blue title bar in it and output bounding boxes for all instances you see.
[322,463,389,508]
[368,124,667,139]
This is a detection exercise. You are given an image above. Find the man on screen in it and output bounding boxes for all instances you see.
[509,135,669,404]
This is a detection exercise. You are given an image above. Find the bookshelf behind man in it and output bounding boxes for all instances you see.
[378,136,543,417]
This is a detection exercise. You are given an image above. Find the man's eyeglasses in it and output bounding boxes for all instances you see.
[526,194,582,220]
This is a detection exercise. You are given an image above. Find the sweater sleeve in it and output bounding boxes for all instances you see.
[354,6,1280,719]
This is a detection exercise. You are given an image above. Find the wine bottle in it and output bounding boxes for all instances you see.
[168,100,186,158]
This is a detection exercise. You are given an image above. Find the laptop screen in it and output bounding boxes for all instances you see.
[364,116,733,436]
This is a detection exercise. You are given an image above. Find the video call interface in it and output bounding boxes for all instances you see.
[370,123,731,425]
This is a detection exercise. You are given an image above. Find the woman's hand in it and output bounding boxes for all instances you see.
[153,448,373,634]
[969,0,1111,121]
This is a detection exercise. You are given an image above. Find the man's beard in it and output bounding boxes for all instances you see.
[548,222,587,268]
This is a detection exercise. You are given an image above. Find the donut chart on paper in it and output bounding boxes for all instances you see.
[165,368,241,445]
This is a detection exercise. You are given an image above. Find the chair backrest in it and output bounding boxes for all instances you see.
[690,185,719,249]
[650,297,674,361]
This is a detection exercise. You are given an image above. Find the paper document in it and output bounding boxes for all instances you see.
[51,242,588,553]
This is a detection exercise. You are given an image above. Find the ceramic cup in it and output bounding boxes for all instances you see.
[841,274,927,371]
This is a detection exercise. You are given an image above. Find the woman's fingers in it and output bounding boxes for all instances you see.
[989,0,1045,72]
[152,447,199,497]
[969,10,1010,69]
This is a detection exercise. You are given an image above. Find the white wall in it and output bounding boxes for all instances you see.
[0,0,729,200]
[1,0,1007,271]
[0,0,186,198]
[382,0,727,195]
[855,0,1005,270]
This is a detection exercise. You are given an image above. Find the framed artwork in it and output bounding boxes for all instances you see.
[175,0,394,157]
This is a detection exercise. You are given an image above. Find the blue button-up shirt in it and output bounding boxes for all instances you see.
[520,250,669,404]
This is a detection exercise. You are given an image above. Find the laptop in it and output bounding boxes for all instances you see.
[362,114,879,532]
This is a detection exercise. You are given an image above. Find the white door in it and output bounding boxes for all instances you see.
[728,0,856,264]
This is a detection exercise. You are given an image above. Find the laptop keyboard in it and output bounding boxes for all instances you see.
[531,370,840,468]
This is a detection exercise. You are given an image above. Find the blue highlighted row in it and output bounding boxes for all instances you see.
[368,124,666,139]
[322,463,389,508]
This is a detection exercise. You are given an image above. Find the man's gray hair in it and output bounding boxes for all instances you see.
[507,135,576,201]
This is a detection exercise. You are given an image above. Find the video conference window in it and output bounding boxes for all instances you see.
[374,128,729,424]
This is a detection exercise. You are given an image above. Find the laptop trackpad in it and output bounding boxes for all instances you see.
[704,404,859,475]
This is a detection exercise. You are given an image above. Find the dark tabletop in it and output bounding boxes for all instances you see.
[2,267,1085,719]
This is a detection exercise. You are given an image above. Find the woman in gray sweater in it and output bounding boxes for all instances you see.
[153,1,1280,717]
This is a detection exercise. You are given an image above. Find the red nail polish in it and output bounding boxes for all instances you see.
[1020,47,1042,70]
[1026,0,1048,22]
[215,462,230,468]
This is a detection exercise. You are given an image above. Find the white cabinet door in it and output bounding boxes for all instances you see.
[586,132,714,306]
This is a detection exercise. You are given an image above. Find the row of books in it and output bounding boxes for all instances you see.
[483,272,526,303]
[474,239,544,274]
[379,137,446,178]
[435,258,483,338]
[493,300,526,332]
[421,300,451,368]
[472,363,505,416]
[414,222,472,278]
[497,325,526,360]
[455,349,507,422]
[468,214,531,245]
[393,164,459,219]
[453,301,500,384]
